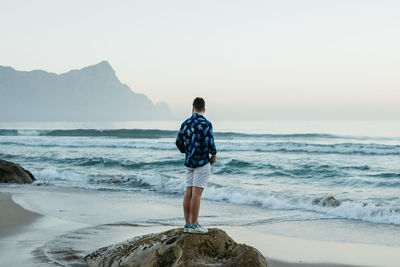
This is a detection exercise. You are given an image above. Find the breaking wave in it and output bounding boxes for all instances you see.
[28,167,400,226]
[1,137,400,155]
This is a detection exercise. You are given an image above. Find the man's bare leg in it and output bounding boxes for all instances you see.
[183,186,192,224]
[189,186,204,225]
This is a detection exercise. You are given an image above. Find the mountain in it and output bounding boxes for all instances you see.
[0,61,172,121]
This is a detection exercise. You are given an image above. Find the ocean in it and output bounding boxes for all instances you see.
[1,119,400,246]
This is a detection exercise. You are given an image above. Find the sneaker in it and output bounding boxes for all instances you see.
[187,223,208,234]
[184,224,191,233]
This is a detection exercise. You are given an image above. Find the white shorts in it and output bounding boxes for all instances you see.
[185,163,210,189]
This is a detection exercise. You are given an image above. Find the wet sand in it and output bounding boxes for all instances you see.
[0,193,42,238]
[267,259,362,267]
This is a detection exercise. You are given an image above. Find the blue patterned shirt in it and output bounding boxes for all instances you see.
[176,113,217,168]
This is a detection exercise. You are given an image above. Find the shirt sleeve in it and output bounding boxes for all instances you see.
[175,123,186,153]
[207,123,217,155]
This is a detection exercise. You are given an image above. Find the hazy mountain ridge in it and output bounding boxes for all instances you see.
[0,61,172,121]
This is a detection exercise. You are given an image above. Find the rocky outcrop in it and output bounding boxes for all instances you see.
[312,195,341,207]
[84,228,269,267]
[0,159,36,184]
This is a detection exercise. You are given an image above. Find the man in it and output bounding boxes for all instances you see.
[176,97,217,234]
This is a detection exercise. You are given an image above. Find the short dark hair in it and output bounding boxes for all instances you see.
[193,97,205,112]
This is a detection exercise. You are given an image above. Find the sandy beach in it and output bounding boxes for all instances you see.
[1,185,399,267]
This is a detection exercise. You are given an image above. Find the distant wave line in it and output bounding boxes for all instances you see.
[0,128,393,140]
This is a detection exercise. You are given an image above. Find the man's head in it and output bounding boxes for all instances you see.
[192,97,206,114]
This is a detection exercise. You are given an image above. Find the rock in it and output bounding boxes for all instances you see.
[312,195,341,207]
[84,228,269,267]
[0,159,36,184]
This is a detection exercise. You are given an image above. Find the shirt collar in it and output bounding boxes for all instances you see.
[192,112,204,118]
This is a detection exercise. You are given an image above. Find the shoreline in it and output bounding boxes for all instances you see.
[0,191,89,266]
[0,188,398,266]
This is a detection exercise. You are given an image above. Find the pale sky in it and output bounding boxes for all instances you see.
[1,0,399,120]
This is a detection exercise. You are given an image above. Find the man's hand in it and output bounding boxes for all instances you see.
[210,154,217,165]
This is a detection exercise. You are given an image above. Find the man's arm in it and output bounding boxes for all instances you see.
[176,124,186,153]
[207,123,217,164]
